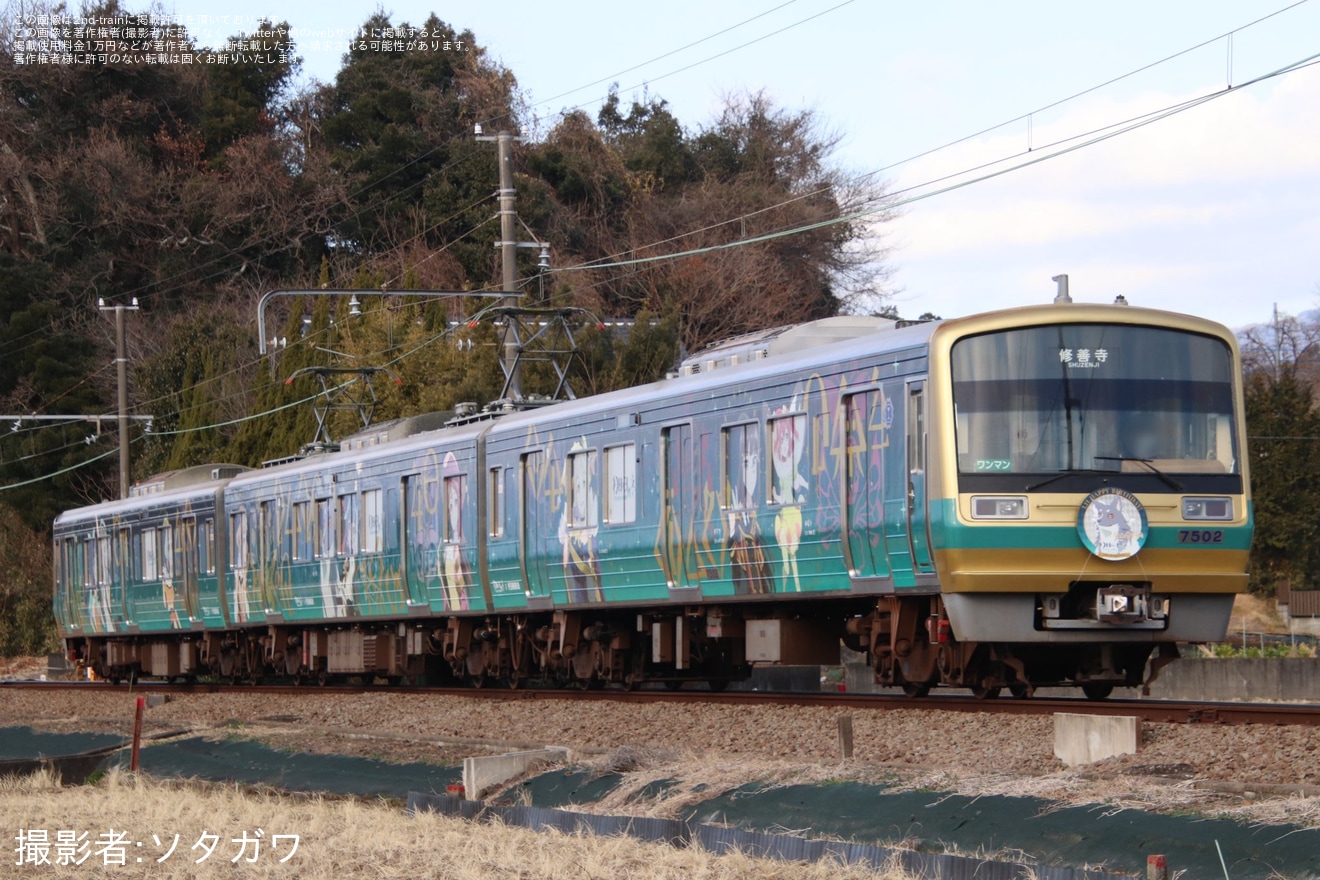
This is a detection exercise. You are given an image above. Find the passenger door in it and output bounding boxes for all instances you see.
[660,424,698,592]
[881,379,916,587]
[521,451,552,600]
[907,381,935,575]
[180,517,200,622]
[843,391,887,580]
[402,474,431,607]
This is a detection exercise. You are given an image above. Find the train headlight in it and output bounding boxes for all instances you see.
[1182,496,1233,521]
[970,495,1028,520]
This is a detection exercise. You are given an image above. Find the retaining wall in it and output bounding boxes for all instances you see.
[844,657,1320,702]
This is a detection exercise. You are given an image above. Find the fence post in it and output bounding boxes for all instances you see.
[130,696,144,772]
[837,715,854,761]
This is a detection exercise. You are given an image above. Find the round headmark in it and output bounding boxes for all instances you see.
[1076,488,1148,561]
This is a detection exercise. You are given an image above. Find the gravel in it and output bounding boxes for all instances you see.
[5,687,1319,826]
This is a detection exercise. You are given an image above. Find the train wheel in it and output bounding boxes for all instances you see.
[467,673,488,689]
[316,669,328,687]
[663,679,684,691]
[1009,683,1031,699]
[971,685,1001,700]
[901,682,931,698]
[707,680,729,692]
[1081,683,1114,701]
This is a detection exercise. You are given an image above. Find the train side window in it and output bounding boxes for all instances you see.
[292,501,313,560]
[260,501,277,565]
[723,423,760,511]
[230,511,248,568]
[66,539,78,591]
[316,499,332,559]
[362,488,383,553]
[142,527,158,581]
[338,494,359,556]
[766,414,807,506]
[96,535,112,586]
[160,525,174,582]
[567,449,598,529]
[201,518,215,574]
[443,474,466,543]
[604,444,636,524]
[119,527,133,582]
[488,467,505,537]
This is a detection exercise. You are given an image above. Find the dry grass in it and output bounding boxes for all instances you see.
[0,770,912,879]
[560,748,902,821]
[0,654,47,681]
[879,766,1320,831]
[1228,593,1288,635]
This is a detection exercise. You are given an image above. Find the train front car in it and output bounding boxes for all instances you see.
[917,304,1250,698]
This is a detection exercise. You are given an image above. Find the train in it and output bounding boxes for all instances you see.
[52,300,1252,698]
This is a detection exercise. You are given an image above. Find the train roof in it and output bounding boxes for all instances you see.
[54,303,1237,522]
[53,476,230,529]
[222,416,493,490]
[215,316,943,484]
[677,315,900,374]
[487,316,944,433]
[934,301,1237,343]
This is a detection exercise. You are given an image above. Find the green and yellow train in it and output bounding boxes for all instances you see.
[54,301,1251,696]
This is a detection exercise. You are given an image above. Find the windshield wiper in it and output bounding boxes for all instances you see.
[1023,469,1112,492]
[1093,456,1185,492]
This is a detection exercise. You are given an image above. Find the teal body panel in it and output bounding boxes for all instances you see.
[53,490,225,639]
[481,345,933,608]
[55,327,946,645]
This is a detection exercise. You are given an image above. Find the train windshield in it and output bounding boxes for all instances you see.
[951,323,1239,492]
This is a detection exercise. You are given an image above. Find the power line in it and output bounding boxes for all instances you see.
[0,446,119,493]
[564,0,1315,272]
[553,0,857,121]
[862,0,1313,179]
[530,0,803,109]
[559,50,1320,274]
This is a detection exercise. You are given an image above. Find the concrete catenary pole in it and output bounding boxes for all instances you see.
[98,297,139,499]
[497,130,521,401]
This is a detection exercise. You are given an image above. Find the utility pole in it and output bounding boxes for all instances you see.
[98,297,139,499]
[477,125,524,401]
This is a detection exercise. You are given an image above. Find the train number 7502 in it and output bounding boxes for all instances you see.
[1178,530,1224,544]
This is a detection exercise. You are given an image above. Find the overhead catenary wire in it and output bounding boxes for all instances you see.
[544,0,857,121]
[0,446,119,493]
[563,0,1314,270]
[558,50,1320,274]
[528,0,804,110]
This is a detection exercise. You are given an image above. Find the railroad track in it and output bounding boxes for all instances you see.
[4,679,1319,727]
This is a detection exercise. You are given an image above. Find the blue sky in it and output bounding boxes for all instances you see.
[166,0,1320,331]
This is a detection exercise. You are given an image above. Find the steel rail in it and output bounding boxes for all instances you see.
[4,680,1319,726]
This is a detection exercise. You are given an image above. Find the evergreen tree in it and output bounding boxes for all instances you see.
[1243,368,1320,592]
